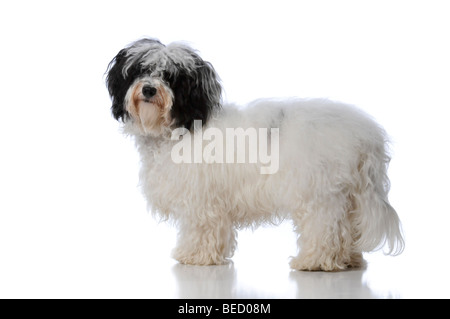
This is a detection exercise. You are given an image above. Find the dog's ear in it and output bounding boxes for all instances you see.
[106,39,166,122]
[167,55,222,130]
[106,48,129,121]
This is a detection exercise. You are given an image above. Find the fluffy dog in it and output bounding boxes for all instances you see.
[106,38,404,271]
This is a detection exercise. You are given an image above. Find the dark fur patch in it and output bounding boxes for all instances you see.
[164,59,222,130]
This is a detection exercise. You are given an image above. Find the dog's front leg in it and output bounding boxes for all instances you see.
[172,214,237,265]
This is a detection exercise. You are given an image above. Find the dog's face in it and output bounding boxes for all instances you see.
[106,38,222,135]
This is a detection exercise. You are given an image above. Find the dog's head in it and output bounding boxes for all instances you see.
[106,38,222,135]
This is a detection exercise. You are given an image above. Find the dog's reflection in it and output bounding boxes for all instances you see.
[289,267,382,299]
[172,261,389,298]
[172,262,237,299]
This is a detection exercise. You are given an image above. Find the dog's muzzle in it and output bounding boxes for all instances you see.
[142,85,157,99]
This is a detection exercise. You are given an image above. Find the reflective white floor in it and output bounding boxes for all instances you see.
[1,209,449,299]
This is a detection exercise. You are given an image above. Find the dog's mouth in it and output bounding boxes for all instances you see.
[138,94,155,104]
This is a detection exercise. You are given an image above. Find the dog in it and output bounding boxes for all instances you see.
[106,38,404,271]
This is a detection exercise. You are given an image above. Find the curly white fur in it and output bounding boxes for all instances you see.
[124,98,404,271]
[107,38,404,271]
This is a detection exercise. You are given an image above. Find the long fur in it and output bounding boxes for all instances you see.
[106,38,404,271]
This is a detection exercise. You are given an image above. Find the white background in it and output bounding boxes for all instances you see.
[1,0,449,298]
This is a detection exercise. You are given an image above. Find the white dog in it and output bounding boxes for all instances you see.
[106,38,404,271]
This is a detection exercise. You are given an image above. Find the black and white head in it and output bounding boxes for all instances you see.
[106,38,222,135]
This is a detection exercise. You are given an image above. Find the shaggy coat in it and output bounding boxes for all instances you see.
[106,38,404,271]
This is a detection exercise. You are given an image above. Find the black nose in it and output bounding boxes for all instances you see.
[142,85,157,98]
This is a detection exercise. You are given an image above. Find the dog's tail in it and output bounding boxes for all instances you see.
[350,149,405,255]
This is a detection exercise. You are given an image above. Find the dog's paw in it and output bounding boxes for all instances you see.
[172,248,228,266]
[348,252,366,269]
[289,257,324,271]
[289,255,355,272]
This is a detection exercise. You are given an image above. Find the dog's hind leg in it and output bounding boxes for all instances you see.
[172,213,237,266]
[289,192,359,271]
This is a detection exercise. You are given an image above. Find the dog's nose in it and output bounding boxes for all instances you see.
[142,85,157,98]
